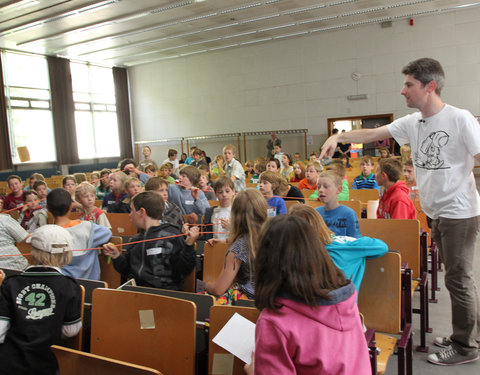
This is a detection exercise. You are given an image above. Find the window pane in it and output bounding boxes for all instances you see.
[73,92,91,102]
[11,100,30,107]
[9,109,56,163]
[92,93,116,104]
[9,87,50,100]
[90,66,114,94]
[75,112,95,159]
[93,104,106,111]
[93,112,120,158]
[31,100,50,109]
[70,61,120,160]
[70,63,90,93]
[75,103,91,111]
[5,53,49,89]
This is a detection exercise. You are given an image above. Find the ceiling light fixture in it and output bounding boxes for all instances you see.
[0,0,39,14]
[150,1,192,14]
[241,13,280,23]
[221,2,262,14]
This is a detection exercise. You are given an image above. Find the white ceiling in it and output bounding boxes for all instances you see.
[0,0,479,67]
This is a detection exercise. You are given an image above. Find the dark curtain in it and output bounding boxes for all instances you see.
[113,67,133,159]
[47,56,79,165]
[0,54,13,170]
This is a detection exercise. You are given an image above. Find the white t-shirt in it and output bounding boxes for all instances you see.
[388,104,480,219]
[212,206,231,240]
[162,158,179,172]
[225,159,246,192]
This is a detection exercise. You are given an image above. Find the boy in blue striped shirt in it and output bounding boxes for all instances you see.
[352,155,380,192]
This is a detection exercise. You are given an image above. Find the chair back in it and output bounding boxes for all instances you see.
[358,252,401,334]
[91,288,196,375]
[123,285,215,323]
[208,305,260,375]
[105,213,137,237]
[349,189,379,202]
[51,345,161,375]
[203,241,229,283]
[359,219,420,278]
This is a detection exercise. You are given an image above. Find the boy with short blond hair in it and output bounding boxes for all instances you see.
[309,161,349,201]
[352,155,380,192]
[315,171,361,238]
[222,144,245,192]
[376,158,416,219]
[159,163,176,183]
[75,181,111,228]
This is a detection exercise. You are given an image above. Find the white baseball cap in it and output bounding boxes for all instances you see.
[29,225,73,254]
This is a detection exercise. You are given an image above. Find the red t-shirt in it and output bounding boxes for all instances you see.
[4,191,25,211]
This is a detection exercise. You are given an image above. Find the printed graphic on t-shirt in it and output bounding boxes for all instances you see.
[415,131,450,170]
[16,284,56,320]
[323,217,356,232]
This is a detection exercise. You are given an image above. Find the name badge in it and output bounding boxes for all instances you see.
[267,207,276,217]
[185,200,194,205]
[146,247,165,256]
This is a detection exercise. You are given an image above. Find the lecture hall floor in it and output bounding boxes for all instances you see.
[385,176,480,374]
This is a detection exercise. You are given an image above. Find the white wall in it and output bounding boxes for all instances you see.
[128,7,480,160]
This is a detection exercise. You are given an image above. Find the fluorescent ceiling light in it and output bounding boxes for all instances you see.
[274,31,308,39]
[221,3,262,14]
[0,0,39,14]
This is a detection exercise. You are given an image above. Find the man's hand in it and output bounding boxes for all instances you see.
[319,134,339,159]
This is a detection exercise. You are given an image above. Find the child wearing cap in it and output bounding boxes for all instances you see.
[47,188,112,280]
[0,225,82,375]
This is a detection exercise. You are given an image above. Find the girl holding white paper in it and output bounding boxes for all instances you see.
[247,215,371,375]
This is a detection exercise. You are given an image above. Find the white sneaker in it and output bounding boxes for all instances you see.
[427,347,479,366]
[434,337,452,348]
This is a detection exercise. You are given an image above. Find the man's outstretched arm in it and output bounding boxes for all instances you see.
[320,126,392,159]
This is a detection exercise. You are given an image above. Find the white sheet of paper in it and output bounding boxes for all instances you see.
[212,313,256,364]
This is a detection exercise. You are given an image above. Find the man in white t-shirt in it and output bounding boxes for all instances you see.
[320,58,480,366]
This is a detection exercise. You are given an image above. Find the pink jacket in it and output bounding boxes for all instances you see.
[377,181,416,219]
[254,283,371,375]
